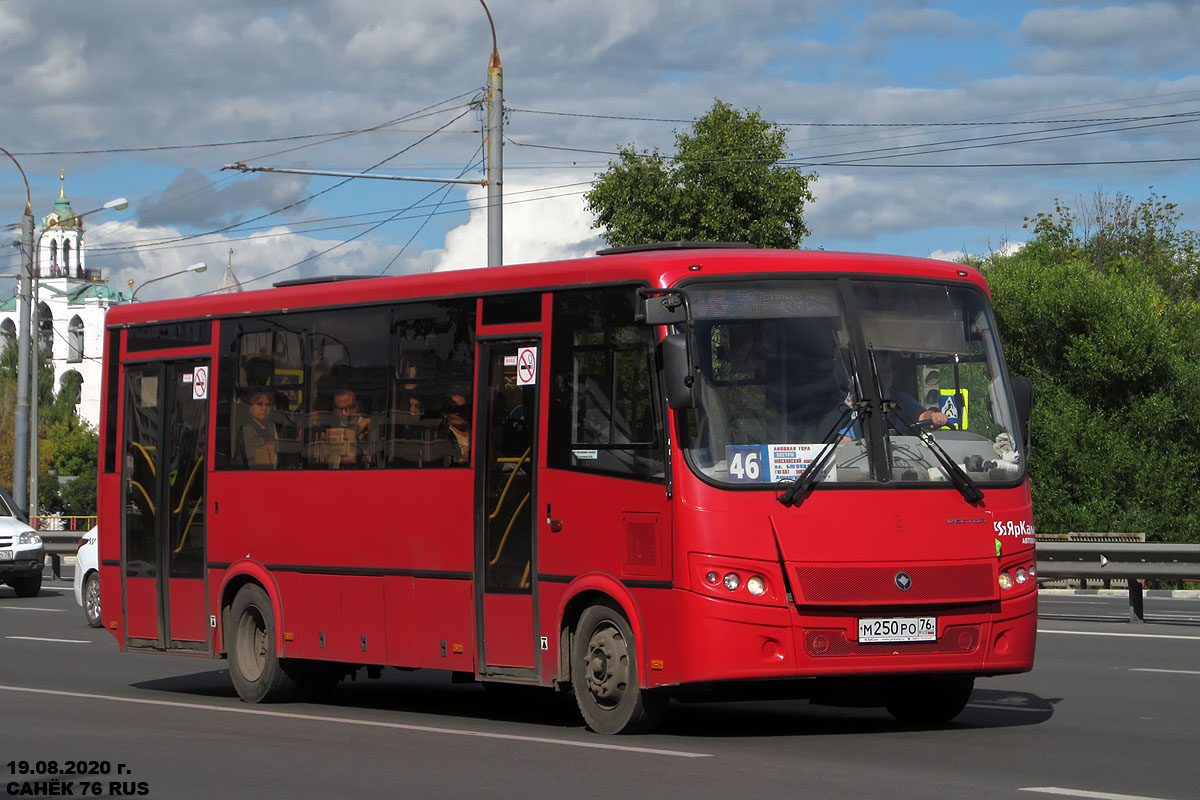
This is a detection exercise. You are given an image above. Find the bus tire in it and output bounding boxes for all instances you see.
[571,602,667,734]
[10,574,42,598]
[228,584,297,703]
[883,675,974,724]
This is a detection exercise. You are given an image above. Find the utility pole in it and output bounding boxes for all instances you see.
[481,0,503,267]
[14,202,33,517]
[3,144,33,519]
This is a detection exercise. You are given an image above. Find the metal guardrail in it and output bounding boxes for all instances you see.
[1036,537,1200,622]
[29,517,95,581]
[38,531,85,580]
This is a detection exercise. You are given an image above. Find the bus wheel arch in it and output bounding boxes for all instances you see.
[569,598,667,734]
[554,577,647,687]
[226,582,300,703]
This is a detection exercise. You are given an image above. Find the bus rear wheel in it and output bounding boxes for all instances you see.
[227,584,297,703]
[572,602,666,734]
[883,675,974,724]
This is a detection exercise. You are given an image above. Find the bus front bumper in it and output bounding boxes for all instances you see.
[663,587,1036,687]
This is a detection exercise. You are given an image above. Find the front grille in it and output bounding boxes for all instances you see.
[804,625,981,657]
[793,562,995,605]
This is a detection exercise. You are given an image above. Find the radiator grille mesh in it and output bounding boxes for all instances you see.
[793,563,995,604]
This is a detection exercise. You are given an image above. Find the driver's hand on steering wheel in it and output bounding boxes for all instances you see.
[919,409,949,427]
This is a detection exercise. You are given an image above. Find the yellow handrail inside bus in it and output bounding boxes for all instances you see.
[487,448,531,521]
[129,480,155,513]
[488,492,530,567]
[172,458,204,515]
[173,497,204,554]
[130,442,157,476]
[520,561,531,589]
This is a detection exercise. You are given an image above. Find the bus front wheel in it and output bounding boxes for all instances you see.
[883,675,974,724]
[571,602,666,734]
[227,584,298,703]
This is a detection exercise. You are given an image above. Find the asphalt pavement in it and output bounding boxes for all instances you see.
[2,571,1198,800]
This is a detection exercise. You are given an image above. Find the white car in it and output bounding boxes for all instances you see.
[73,526,101,627]
[0,488,44,598]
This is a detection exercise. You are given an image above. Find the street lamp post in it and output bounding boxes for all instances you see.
[129,262,208,302]
[2,146,34,519]
[28,196,129,518]
[480,0,503,267]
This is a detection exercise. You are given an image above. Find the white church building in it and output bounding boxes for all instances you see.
[3,181,244,430]
[1,183,128,429]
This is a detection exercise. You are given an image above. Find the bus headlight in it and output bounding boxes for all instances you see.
[998,571,1013,590]
[746,576,766,596]
[723,573,740,591]
[705,571,720,585]
[1015,567,1028,585]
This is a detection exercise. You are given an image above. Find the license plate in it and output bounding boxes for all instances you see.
[0,550,13,561]
[858,616,937,643]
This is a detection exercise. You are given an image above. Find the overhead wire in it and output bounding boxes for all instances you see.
[86,102,480,259]
[5,89,483,158]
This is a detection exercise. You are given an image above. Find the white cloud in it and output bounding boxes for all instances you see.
[84,219,407,300]
[432,173,603,271]
[1019,3,1200,73]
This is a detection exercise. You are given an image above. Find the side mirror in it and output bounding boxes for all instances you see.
[661,333,696,409]
[638,293,688,326]
[1011,375,1033,453]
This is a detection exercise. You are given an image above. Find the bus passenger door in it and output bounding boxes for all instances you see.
[121,361,210,651]
[475,339,539,676]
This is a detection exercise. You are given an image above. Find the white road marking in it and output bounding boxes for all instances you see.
[1129,668,1200,676]
[0,685,712,758]
[0,606,63,612]
[1038,629,1200,641]
[5,636,90,643]
[1021,787,1178,800]
[966,702,1047,713]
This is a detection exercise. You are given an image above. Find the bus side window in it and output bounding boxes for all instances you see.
[386,299,476,469]
[548,285,665,482]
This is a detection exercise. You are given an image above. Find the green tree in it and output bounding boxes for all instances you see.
[978,191,1200,542]
[0,340,97,515]
[586,99,816,248]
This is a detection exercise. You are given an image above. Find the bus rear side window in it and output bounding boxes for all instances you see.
[215,299,475,471]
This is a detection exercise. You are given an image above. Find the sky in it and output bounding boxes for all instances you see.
[1,0,1198,300]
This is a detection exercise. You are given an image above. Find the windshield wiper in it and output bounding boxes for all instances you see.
[777,401,865,508]
[887,409,985,505]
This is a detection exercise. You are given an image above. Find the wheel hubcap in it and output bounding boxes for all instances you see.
[584,622,629,709]
[237,609,268,681]
[85,581,100,622]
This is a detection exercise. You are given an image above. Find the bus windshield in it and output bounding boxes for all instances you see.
[679,278,1024,489]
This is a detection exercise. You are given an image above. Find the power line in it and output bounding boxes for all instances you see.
[5,91,482,158]
[509,106,1200,128]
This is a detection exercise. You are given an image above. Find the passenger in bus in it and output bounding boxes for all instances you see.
[388,393,450,467]
[442,392,471,464]
[312,387,378,469]
[235,390,278,469]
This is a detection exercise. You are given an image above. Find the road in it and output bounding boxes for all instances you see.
[2,578,1198,800]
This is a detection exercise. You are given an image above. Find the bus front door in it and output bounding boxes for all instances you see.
[475,340,539,676]
[121,361,210,652]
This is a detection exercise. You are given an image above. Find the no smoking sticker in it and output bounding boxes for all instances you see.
[192,366,208,400]
[516,347,537,386]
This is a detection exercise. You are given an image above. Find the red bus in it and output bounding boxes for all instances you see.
[97,244,1036,734]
